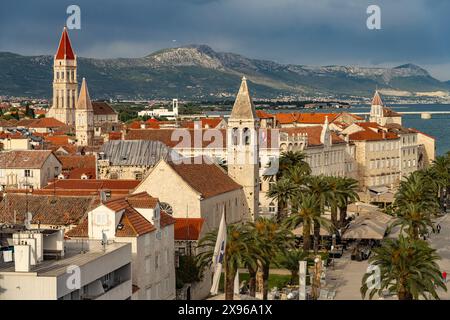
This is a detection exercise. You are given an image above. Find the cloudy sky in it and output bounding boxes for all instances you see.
[1,0,450,80]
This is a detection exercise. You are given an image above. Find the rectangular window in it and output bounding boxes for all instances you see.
[155,253,160,270]
[24,170,31,177]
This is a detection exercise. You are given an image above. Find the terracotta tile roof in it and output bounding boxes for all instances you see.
[44,179,140,191]
[349,128,399,141]
[183,118,225,129]
[0,132,24,139]
[371,91,383,106]
[126,192,159,209]
[256,110,273,119]
[174,218,204,240]
[116,206,156,237]
[45,135,70,146]
[275,112,301,124]
[109,132,122,140]
[0,193,96,225]
[57,155,96,170]
[66,167,96,179]
[67,192,158,238]
[280,126,345,146]
[298,113,340,124]
[0,119,12,127]
[55,27,75,60]
[16,119,38,127]
[145,118,160,124]
[29,117,66,128]
[128,121,142,129]
[54,144,78,155]
[383,107,401,117]
[65,218,88,237]
[167,157,242,198]
[160,211,176,228]
[0,150,58,169]
[92,102,117,116]
[126,129,227,148]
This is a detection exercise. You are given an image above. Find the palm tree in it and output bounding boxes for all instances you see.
[394,171,438,213]
[241,226,262,297]
[305,175,333,252]
[326,176,345,229]
[337,177,360,228]
[267,178,297,221]
[250,217,295,299]
[196,224,253,300]
[391,202,434,240]
[361,235,446,300]
[275,249,309,285]
[429,155,450,210]
[284,194,331,251]
[277,150,311,179]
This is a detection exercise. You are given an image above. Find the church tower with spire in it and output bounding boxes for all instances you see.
[369,90,384,124]
[75,78,94,146]
[47,26,78,126]
[227,77,260,221]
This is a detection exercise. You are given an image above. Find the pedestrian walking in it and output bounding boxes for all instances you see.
[443,271,447,284]
[437,224,442,234]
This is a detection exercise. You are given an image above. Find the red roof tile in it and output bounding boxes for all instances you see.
[0,150,58,169]
[160,211,176,228]
[167,157,242,198]
[44,179,140,191]
[29,117,66,128]
[174,218,204,240]
[55,27,75,60]
[57,155,96,170]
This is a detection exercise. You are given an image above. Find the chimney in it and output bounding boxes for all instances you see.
[14,244,31,272]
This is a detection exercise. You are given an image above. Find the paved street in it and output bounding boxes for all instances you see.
[324,213,450,300]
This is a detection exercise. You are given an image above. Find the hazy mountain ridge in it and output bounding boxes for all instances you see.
[0,45,448,99]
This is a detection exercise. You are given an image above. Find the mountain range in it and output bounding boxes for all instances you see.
[1,44,449,100]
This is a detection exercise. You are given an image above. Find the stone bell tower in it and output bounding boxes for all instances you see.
[75,78,94,146]
[227,77,260,221]
[47,26,78,126]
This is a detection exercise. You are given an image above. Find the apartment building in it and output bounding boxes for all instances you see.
[0,227,132,300]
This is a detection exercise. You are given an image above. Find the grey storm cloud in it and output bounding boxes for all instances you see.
[1,0,450,79]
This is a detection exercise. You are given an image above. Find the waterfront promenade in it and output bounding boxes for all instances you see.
[326,214,450,300]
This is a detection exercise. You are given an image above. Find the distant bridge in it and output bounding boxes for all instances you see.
[352,111,450,119]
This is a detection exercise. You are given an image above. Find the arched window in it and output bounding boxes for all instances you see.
[243,128,250,145]
[232,127,239,145]
[269,202,276,213]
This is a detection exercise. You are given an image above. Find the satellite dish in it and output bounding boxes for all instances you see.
[24,212,32,229]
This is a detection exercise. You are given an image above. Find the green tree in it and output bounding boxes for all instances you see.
[197,224,253,300]
[337,177,360,228]
[428,155,450,210]
[284,194,330,251]
[267,178,297,221]
[304,175,333,252]
[250,217,295,299]
[361,236,446,300]
[275,249,309,285]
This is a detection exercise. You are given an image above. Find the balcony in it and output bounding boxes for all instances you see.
[89,279,132,300]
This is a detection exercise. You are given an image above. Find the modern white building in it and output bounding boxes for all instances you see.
[66,192,176,300]
[138,99,179,119]
[0,227,132,300]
